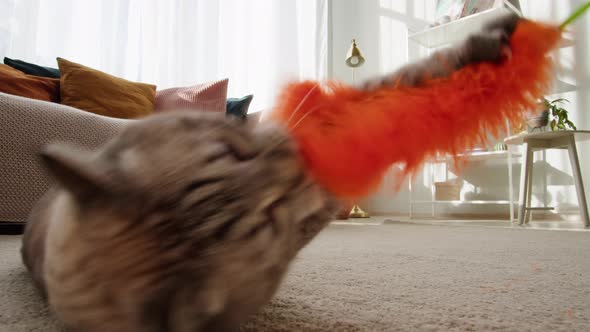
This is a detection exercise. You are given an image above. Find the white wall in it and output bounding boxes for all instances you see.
[331,0,435,83]
[329,0,590,219]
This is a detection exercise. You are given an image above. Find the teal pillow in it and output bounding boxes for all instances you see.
[226,95,253,122]
[4,57,60,79]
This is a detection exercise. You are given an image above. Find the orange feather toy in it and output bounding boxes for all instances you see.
[269,19,563,200]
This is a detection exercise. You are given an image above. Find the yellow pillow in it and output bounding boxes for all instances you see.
[57,58,156,119]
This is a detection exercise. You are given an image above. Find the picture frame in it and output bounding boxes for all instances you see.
[460,0,502,17]
[461,0,522,17]
[434,0,467,23]
[434,0,521,24]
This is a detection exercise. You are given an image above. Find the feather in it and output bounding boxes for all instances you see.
[270,20,562,199]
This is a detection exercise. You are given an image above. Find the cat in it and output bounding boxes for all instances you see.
[21,13,520,332]
[22,112,339,332]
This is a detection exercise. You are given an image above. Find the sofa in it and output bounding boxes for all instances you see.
[0,91,266,227]
[1,54,269,230]
[0,92,128,224]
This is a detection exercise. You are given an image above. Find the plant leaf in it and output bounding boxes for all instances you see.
[551,98,569,104]
[566,120,577,130]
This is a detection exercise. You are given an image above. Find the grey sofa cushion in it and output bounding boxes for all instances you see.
[0,92,129,223]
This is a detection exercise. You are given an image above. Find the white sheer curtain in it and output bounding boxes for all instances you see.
[0,0,329,112]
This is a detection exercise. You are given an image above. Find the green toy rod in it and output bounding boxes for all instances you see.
[560,1,590,30]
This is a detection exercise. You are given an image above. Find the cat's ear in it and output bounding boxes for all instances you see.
[40,142,113,200]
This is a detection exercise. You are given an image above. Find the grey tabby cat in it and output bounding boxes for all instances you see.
[22,13,519,332]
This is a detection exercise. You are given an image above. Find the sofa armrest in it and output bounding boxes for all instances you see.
[0,92,129,223]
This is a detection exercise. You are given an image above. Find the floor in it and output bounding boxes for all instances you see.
[1,221,589,331]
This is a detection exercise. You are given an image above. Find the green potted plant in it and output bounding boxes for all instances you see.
[543,97,577,131]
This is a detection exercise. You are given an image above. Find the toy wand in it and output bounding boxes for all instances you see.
[271,3,590,200]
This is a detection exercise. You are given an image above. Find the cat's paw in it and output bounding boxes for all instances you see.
[460,13,522,65]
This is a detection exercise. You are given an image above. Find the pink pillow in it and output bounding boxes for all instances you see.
[155,79,229,113]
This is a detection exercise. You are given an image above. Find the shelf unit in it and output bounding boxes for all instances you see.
[407,2,578,221]
[551,77,577,95]
[409,2,577,96]
[407,1,524,221]
[409,151,520,220]
[434,150,520,162]
[409,5,518,48]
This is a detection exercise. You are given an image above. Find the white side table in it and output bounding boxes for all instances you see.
[505,131,590,227]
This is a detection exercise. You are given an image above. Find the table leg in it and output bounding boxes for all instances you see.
[525,153,534,224]
[508,144,515,223]
[409,176,413,220]
[505,120,515,223]
[542,150,548,208]
[567,137,590,227]
[518,143,533,225]
[431,162,435,218]
[524,158,534,224]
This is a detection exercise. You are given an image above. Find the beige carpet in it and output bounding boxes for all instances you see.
[1,222,589,331]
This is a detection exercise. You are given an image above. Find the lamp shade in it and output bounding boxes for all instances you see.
[345,39,365,68]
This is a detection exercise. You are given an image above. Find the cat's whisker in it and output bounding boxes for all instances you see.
[259,106,319,158]
[286,84,319,127]
[289,106,320,132]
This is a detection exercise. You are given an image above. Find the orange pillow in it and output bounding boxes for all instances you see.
[0,64,60,102]
[57,58,156,119]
